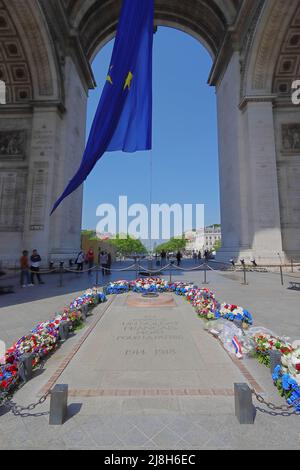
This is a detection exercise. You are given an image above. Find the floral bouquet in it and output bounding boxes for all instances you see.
[130,277,168,293]
[251,333,292,367]
[98,291,107,303]
[218,303,253,326]
[171,282,196,296]
[105,280,129,294]
[281,342,300,386]
[272,365,300,411]
[195,294,220,320]
[69,290,100,311]
[0,363,18,393]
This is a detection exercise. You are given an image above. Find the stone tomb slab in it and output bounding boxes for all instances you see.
[49,294,256,394]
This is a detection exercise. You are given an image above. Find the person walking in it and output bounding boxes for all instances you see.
[100,251,108,275]
[76,250,85,271]
[193,251,197,264]
[176,250,182,266]
[20,250,32,287]
[161,250,167,266]
[87,247,94,275]
[30,249,44,285]
[198,250,202,260]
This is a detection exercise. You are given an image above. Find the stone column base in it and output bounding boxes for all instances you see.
[216,248,291,265]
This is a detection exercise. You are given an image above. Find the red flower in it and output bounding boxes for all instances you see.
[295,364,300,372]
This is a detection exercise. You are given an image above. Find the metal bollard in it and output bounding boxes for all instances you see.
[270,350,282,375]
[83,303,89,315]
[18,353,33,382]
[280,265,284,286]
[242,266,248,285]
[49,384,68,425]
[202,264,208,285]
[59,321,69,342]
[80,308,87,322]
[95,264,99,287]
[169,262,173,284]
[234,383,255,424]
[233,319,243,330]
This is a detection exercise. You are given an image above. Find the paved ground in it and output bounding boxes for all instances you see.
[0,260,300,449]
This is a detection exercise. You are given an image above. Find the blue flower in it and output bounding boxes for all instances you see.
[272,364,282,381]
[282,374,292,391]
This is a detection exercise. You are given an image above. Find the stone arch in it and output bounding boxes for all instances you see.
[2,0,61,102]
[64,0,239,63]
[243,0,300,96]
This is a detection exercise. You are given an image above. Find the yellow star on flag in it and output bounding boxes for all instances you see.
[124,71,133,90]
[106,66,114,85]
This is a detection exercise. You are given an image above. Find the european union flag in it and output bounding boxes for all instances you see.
[51,0,154,214]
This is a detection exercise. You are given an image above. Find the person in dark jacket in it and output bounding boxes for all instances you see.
[176,251,182,266]
[106,252,112,275]
[30,249,44,285]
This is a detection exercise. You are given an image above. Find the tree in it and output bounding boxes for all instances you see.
[155,237,187,254]
[108,235,147,256]
[213,239,222,252]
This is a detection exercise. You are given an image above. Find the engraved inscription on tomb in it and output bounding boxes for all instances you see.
[117,317,183,357]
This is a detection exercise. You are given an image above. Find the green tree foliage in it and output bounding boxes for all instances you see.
[108,234,147,255]
[155,237,187,254]
[213,239,222,252]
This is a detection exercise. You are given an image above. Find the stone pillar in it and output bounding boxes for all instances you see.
[215,54,284,264]
[215,52,250,261]
[240,98,284,263]
[22,105,63,263]
[49,57,88,262]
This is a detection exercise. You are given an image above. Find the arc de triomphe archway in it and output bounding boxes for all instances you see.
[0,0,299,265]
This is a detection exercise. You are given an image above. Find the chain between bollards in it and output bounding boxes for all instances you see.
[59,262,64,288]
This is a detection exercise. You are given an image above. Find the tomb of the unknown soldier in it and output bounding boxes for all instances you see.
[0,0,300,453]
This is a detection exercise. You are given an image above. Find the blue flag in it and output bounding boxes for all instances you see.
[51,0,154,214]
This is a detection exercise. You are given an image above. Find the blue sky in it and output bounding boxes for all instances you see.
[82,27,220,237]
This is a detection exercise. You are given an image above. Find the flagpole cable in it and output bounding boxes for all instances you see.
[149,147,153,257]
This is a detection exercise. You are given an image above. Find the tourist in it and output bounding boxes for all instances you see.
[87,247,94,275]
[251,259,258,267]
[30,250,44,285]
[20,250,32,287]
[176,250,182,266]
[193,251,197,264]
[198,250,202,260]
[230,258,236,267]
[240,259,246,268]
[161,250,167,266]
[75,250,85,271]
[100,251,108,275]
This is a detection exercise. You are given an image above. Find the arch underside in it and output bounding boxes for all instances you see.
[63,0,240,62]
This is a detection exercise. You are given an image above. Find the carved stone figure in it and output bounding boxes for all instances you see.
[0,130,26,159]
[282,125,300,151]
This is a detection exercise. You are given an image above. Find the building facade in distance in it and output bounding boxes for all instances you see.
[185,226,222,253]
